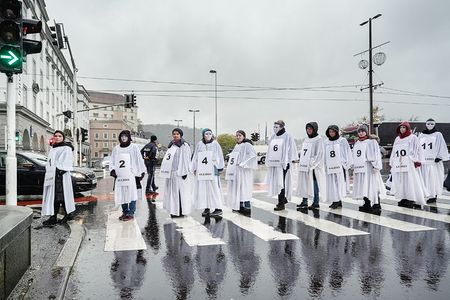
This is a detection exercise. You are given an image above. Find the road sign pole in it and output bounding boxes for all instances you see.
[6,74,17,206]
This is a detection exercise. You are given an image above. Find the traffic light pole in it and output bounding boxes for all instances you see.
[5,74,17,206]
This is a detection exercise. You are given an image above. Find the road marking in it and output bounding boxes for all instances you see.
[221,207,299,241]
[251,198,369,237]
[104,209,147,252]
[341,197,450,224]
[155,202,225,246]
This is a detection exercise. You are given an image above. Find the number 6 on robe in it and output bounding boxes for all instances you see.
[197,151,214,180]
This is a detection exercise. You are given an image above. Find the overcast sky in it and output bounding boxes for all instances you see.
[46,0,450,138]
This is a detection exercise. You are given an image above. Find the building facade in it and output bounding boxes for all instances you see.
[0,0,79,155]
[88,91,139,163]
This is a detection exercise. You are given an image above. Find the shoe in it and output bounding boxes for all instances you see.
[121,215,134,221]
[232,209,240,213]
[43,216,58,226]
[404,200,414,209]
[297,201,308,209]
[202,208,210,217]
[398,199,407,207]
[119,214,127,220]
[153,186,159,191]
[274,204,285,211]
[359,199,372,213]
[329,202,341,209]
[60,213,74,223]
[427,198,437,204]
[371,204,381,215]
[210,209,223,217]
[308,203,320,210]
[240,207,251,215]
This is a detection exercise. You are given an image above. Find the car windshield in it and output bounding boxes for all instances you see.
[22,152,48,166]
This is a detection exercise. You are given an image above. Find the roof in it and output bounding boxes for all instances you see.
[87,90,125,105]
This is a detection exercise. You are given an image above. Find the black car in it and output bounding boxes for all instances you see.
[0,151,97,196]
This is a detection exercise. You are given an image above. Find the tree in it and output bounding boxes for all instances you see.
[217,134,236,158]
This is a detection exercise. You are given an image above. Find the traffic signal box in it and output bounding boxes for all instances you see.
[0,0,42,75]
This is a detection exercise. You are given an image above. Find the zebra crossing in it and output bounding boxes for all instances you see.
[105,189,450,250]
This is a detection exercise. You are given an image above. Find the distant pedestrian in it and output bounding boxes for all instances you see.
[191,129,225,217]
[389,121,428,208]
[351,125,385,215]
[323,125,353,209]
[295,122,326,210]
[225,130,257,214]
[161,128,192,218]
[141,135,159,195]
[265,120,299,211]
[418,119,449,203]
[42,130,75,225]
[110,130,146,221]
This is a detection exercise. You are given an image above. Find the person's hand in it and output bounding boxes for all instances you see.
[217,168,223,173]
[139,173,145,180]
[435,158,442,163]
[193,170,196,176]
[110,170,117,178]
[57,169,66,176]
[414,162,422,168]
[292,160,299,164]
[182,175,187,180]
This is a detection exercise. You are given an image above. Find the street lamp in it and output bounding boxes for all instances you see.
[209,69,217,135]
[360,13,382,134]
[174,119,182,127]
[189,109,200,152]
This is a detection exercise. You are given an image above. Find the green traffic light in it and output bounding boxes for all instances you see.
[0,45,21,70]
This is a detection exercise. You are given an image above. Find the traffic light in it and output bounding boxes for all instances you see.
[250,132,260,142]
[131,93,136,107]
[15,130,19,141]
[81,128,88,142]
[0,0,22,74]
[124,94,131,108]
[62,110,72,119]
[49,22,64,49]
[255,133,260,141]
[22,18,42,56]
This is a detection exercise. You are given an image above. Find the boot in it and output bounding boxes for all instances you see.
[274,204,285,211]
[329,201,341,209]
[297,200,308,209]
[43,215,58,226]
[308,203,320,210]
[201,208,210,217]
[359,198,372,213]
[404,200,414,209]
[210,209,223,217]
[398,199,407,207]
[426,197,437,204]
[371,204,381,215]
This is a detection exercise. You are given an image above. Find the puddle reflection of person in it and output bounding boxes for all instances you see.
[110,250,147,298]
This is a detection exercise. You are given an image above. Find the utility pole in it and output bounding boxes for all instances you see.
[189,109,199,152]
[6,75,17,205]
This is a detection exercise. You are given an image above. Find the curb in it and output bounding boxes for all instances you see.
[53,220,85,300]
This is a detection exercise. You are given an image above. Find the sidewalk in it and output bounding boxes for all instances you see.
[7,209,84,300]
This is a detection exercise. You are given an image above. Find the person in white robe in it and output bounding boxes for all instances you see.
[265,120,299,211]
[191,128,225,217]
[418,118,449,203]
[323,125,353,209]
[42,130,75,225]
[225,130,257,214]
[110,130,147,221]
[351,125,386,215]
[390,121,428,208]
[161,128,192,217]
[295,122,326,210]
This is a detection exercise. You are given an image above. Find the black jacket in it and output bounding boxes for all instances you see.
[141,142,157,162]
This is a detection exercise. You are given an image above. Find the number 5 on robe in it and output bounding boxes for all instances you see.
[197,151,214,180]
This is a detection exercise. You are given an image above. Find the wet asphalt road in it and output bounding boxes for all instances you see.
[64,167,450,300]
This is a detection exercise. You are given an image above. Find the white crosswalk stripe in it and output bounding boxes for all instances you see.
[104,208,147,252]
[384,194,450,210]
[341,197,450,224]
[221,207,299,241]
[251,198,369,237]
[154,202,226,246]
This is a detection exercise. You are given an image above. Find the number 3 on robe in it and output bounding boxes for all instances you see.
[160,147,178,178]
[197,151,214,181]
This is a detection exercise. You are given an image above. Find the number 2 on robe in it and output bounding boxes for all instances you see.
[119,160,125,168]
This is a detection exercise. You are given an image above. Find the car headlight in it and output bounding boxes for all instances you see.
[71,172,86,179]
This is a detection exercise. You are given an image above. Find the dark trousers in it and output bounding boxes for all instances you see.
[277,163,290,206]
[302,170,319,205]
[54,171,67,216]
[145,162,157,192]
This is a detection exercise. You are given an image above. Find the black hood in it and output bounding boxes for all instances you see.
[53,141,74,151]
[119,130,132,147]
[326,125,340,141]
[306,122,318,138]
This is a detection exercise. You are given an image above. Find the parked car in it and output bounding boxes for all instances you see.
[101,156,110,169]
[0,151,97,196]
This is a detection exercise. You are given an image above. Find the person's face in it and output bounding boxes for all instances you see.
[328,129,336,138]
[358,130,367,138]
[120,134,129,143]
[172,131,181,141]
[426,121,435,130]
[204,131,212,142]
[273,124,281,134]
[399,126,407,134]
[306,127,313,136]
[53,132,64,143]
[236,132,244,143]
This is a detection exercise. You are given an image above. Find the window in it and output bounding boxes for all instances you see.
[40,70,43,89]
[46,60,49,78]
[46,112,50,122]
[93,113,99,118]
[52,93,55,108]
[103,133,108,139]
[103,114,107,118]
[32,93,37,113]
[94,152,98,158]
[103,124,108,128]
[95,133,99,139]
[32,59,36,83]
[95,142,99,147]
[112,133,117,139]
[46,88,49,104]
[103,142,108,148]
[130,116,134,120]
[40,100,43,117]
